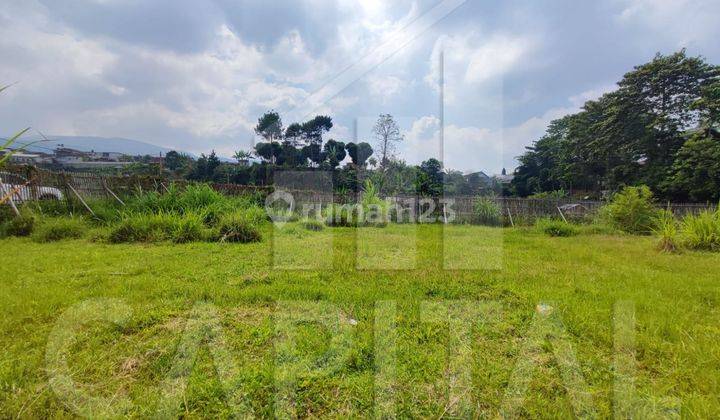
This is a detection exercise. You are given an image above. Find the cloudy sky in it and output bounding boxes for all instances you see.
[1,0,719,173]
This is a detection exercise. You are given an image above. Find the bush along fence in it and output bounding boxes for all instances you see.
[0,165,715,224]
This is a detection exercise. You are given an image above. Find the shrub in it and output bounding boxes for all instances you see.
[0,210,35,237]
[653,209,679,252]
[602,185,659,235]
[301,217,325,231]
[681,210,720,251]
[473,197,502,226]
[32,217,87,242]
[217,212,262,243]
[536,218,579,237]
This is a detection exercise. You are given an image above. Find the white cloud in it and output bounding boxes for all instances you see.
[399,83,614,173]
[464,36,529,84]
[367,75,408,102]
[403,115,441,163]
[616,0,720,46]
[425,32,534,104]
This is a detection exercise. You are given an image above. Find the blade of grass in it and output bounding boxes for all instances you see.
[0,127,32,166]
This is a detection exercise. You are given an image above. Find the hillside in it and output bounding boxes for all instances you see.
[12,135,188,157]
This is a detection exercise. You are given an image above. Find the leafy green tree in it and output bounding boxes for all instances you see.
[277,143,302,166]
[512,116,573,196]
[345,142,373,166]
[233,150,252,163]
[301,115,333,145]
[693,79,720,134]
[323,139,346,168]
[207,151,220,177]
[255,111,283,164]
[301,143,324,167]
[164,150,192,172]
[615,50,717,188]
[368,159,416,195]
[667,134,720,202]
[254,142,281,163]
[284,123,303,146]
[416,158,443,196]
[189,154,208,181]
[513,50,720,199]
[254,111,283,142]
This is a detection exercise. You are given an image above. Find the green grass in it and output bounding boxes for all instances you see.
[1,225,719,417]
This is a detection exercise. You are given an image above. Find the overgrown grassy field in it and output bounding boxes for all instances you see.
[1,224,719,417]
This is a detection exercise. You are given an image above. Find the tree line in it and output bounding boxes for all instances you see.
[162,112,500,197]
[512,50,720,202]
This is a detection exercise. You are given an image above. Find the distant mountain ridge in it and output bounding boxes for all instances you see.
[12,135,194,157]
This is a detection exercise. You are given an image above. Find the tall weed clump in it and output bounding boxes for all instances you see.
[473,196,502,226]
[536,218,579,237]
[110,184,266,244]
[359,180,388,227]
[32,217,87,242]
[126,184,226,215]
[0,209,35,238]
[653,209,679,252]
[216,211,262,243]
[86,199,123,226]
[108,212,186,243]
[170,213,205,243]
[681,210,720,251]
[602,185,658,235]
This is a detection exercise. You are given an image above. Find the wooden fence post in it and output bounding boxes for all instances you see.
[66,182,96,217]
[0,178,20,216]
[102,179,125,206]
[557,206,568,223]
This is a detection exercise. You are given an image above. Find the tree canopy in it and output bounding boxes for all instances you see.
[512,50,720,201]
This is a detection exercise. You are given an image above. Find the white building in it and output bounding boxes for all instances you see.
[4,152,53,165]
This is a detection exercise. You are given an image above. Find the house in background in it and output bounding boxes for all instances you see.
[493,168,514,185]
[463,170,491,185]
[53,147,87,165]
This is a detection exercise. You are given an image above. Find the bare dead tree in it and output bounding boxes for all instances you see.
[372,114,403,168]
